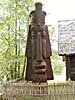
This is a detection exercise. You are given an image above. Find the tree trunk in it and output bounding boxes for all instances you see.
[14,0,18,79]
[8,25,13,79]
[18,20,20,78]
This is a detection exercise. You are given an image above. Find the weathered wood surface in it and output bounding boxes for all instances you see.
[58,19,75,55]
[2,80,75,100]
[0,93,2,100]
[66,56,75,81]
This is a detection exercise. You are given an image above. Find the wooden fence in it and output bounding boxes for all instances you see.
[2,80,75,100]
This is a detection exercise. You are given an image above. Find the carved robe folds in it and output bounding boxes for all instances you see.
[25,3,54,82]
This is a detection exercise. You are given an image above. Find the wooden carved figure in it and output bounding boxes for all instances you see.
[25,3,54,83]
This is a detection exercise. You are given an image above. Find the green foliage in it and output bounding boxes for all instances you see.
[0,0,34,80]
[51,50,65,75]
[0,0,65,83]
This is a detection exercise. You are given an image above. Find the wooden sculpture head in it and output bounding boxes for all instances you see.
[25,3,54,83]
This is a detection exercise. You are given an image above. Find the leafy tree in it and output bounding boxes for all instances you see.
[48,25,65,75]
[0,0,65,82]
[51,50,65,75]
[0,0,34,80]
